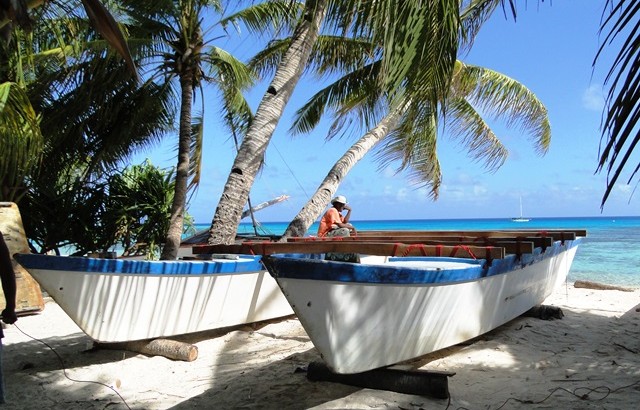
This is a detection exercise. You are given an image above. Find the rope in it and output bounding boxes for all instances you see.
[12,323,132,409]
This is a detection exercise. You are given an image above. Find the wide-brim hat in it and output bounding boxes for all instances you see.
[331,195,347,205]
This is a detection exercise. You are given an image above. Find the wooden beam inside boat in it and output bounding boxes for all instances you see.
[289,235,552,244]
[356,229,586,241]
[288,236,544,254]
[193,241,506,260]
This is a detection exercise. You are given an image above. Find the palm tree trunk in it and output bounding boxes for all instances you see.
[281,109,402,238]
[160,74,193,260]
[208,0,326,244]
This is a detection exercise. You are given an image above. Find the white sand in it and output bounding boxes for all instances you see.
[2,283,639,409]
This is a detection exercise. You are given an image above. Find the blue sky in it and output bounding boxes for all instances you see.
[130,2,639,224]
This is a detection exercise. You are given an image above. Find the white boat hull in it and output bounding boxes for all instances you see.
[267,239,580,374]
[15,254,293,342]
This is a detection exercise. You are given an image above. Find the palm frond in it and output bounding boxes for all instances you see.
[596,0,640,206]
[220,0,302,36]
[80,0,137,78]
[207,45,255,88]
[459,0,503,53]
[188,114,204,194]
[290,61,384,137]
[374,109,442,198]
[324,1,460,117]
[453,62,551,155]
[308,35,377,77]
[0,81,44,202]
[445,96,508,171]
[247,37,290,79]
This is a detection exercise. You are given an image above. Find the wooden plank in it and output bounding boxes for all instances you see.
[288,235,551,252]
[0,202,44,315]
[193,241,505,260]
[356,229,586,240]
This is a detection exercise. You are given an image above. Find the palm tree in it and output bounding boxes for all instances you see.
[0,0,148,204]
[0,0,136,75]
[595,0,640,207]
[117,0,271,260]
[207,0,511,244]
[1,3,186,261]
[237,1,533,237]
[280,58,550,237]
[1,3,172,205]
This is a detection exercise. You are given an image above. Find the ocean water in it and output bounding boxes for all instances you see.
[196,216,640,287]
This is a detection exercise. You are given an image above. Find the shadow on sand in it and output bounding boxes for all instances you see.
[3,295,640,409]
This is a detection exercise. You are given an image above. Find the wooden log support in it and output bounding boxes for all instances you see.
[574,280,635,292]
[306,361,454,399]
[95,338,198,362]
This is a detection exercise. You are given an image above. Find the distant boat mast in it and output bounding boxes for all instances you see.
[511,196,530,222]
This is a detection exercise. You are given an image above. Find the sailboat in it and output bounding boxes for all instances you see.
[511,196,530,222]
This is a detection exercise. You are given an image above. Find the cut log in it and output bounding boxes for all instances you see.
[574,280,634,292]
[95,338,198,362]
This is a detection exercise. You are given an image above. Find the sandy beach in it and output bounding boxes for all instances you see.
[2,283,639,409]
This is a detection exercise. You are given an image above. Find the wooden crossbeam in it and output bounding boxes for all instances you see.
[288,235,552,252]
[287,236,536,255]
[356,229,586,241]
[193,241,506,260]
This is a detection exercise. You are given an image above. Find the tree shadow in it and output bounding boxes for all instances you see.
[3,293,639,410]
[167,295,640,410]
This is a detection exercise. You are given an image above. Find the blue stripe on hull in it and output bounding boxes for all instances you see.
[264,239,581,285]
[14,254,263,275]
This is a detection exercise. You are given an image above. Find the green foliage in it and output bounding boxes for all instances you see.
[0,82,44,203]
[21,167,109,256]
[21,161,193,259]
[104,161,189,259]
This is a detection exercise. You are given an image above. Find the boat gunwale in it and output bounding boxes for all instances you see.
[13,253,264,275]
[262,238,582,286]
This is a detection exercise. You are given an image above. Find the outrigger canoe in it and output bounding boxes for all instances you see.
[197,229,585,374]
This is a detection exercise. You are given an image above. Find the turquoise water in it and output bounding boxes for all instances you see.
[196,216,640,287]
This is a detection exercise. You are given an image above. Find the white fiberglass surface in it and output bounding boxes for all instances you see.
[359,255,478,270]
[382,260,479,269]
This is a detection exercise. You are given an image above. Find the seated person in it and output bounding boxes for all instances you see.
[317,195,357,238]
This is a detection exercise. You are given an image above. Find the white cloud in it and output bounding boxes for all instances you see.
[582,84,605,111]
[396,188,409,202]
[616,184,632,194]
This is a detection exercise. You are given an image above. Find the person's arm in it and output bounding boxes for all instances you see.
[0,233,17,325]
[335,206,356,233]
[342,204,352,223]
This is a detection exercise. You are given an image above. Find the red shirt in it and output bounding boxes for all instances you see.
[317,207,345,237]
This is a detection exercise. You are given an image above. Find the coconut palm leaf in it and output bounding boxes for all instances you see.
[454,63,550,153]
[596,0,640,206]
[220,0,302,35]
[0,81,43,202]
[0,0,137,76]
